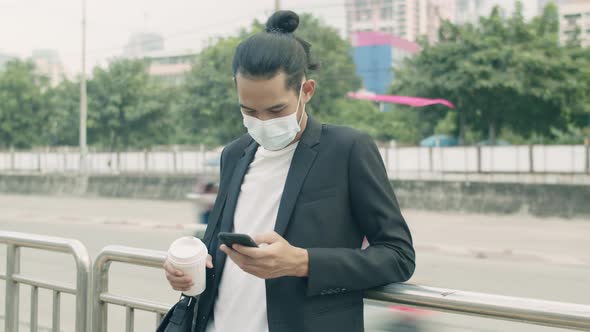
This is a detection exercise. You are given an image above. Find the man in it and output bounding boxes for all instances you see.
[164,10,415,332]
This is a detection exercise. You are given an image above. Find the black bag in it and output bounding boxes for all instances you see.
[156,295,197,332]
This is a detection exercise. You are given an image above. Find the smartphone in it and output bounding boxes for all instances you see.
[218,232,259,248]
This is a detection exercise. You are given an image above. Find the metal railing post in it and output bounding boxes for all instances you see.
[429,146,434,173]
[173,148,178,174]
[63,147,69,172]
[37,150,43,173]
[9,147,15,171]
[72,239,91,332]
[93,256,110,332]
[5,244,21,332]
[31,285,39,332]
[0,231,91,332]
[199,145,205,173]
[585,142,590,174]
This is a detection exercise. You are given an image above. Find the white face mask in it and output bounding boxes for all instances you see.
[242,83,306,151]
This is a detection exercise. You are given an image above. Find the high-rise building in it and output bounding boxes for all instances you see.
[455,0,542,25]
[558,0,590,47]
[145,50,198,86]
[346,0,457,43]
[346,0,430,42]
[0,52,17,70]
[427,0,457,42]
[456,0,509,24]
[455,0,560,24]
[123,32,165,58]
[350,31,420,94]
[31,49,67,86]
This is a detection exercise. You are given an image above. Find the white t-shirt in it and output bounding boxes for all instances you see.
[205,142,298,332]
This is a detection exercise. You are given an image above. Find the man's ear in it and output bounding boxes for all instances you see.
[302,80,316,103]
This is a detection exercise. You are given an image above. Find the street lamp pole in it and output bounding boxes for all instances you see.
[80,0,88,174]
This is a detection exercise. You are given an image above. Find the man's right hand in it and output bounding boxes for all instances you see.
[164,254,214,292]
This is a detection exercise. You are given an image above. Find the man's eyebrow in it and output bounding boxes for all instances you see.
[239,104,257,112]
[266,103,287,111]
[239,103,287,112]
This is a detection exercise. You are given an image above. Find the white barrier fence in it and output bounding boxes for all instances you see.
[0,144,588,175]
[0,147,221,174]
[379,145,589,174]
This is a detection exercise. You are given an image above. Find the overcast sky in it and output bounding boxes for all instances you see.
[0,0,540,75]
[0,0,346,74]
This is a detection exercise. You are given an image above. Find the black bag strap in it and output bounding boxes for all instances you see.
[156,295,197,332]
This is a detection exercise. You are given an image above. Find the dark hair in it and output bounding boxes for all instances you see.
[232,10,319,93]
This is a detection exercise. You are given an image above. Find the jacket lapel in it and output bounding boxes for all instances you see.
[202,185,228,247]
[213,141,258,281]
[274,115,322,236]
[203,140,254,246]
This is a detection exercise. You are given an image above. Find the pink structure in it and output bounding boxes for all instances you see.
[347,92,455,109]
[350,31,421,53]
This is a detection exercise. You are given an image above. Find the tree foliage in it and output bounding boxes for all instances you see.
[392,2,590,144]
[0,60,49,148]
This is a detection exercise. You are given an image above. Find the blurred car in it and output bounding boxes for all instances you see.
[420,135,458,147]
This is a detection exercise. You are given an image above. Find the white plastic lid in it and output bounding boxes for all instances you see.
[167,236,207,265]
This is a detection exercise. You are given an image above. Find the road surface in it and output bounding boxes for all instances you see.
[0,194,588,331]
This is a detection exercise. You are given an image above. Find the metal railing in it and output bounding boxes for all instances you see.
[2,229,589,331]
[366,284,590,331]
[90,227,590,332]
[91,227,207,332]
[0,231,91,332]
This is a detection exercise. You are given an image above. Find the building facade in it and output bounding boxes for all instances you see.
[346,0,457,43]
[0,52,17,70]
[350,31,420,94]
[346,0,427,41]
[455,0,543,25]
[123,33,165,58]
[558,0,590,47]
[427,0,458,42]
[145,51,198,86]
[31,49,67,86]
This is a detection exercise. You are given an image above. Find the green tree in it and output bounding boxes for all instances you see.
[178,37,243,146]
[44,79,80,146]
[0,60,49,148]
[392,2,590,145]
[87,59,175,149]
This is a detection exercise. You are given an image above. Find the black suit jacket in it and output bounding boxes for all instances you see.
[194,115,415,332]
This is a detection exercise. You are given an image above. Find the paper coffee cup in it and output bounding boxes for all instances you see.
[167,236,208,296]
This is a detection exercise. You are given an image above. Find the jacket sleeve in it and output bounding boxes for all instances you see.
[306,133,415,296]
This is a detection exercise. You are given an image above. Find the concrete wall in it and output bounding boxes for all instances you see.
[0,174,201,201]
[1,174,588,218]
[391,180,590,218]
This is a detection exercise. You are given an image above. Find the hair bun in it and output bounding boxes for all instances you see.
[266,10,299,34]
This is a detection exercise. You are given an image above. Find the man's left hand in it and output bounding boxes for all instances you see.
[220,232,309,279]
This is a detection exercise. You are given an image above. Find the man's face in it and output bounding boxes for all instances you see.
[236,71,312,121]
